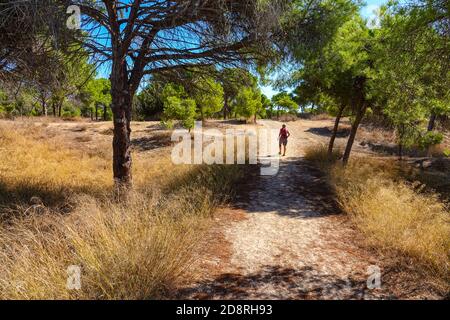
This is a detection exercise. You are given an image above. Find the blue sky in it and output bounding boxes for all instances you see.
[261,0,388,98]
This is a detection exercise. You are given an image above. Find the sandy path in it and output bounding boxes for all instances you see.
[177,120,393,300]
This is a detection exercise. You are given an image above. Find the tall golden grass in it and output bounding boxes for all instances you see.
[0,123,243,299]
[303,144,342,170]
[305,145,450,283]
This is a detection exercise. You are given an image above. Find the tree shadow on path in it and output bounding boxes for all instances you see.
[306,127,350,138]
[176,265,384,300]
[232,157,341,219]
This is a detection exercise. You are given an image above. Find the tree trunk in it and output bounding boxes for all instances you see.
[41,98,47,116]
[398,124,405,160]
[398,142,403,160]
[427,113,437,132]
[328,105,345,158]
[200,106,205,126]
[95,104,99,121]
[223,95,228,120]
[343,104,367,165]
[52,103,56,117]
[58,101,62,117]
[103,104,107,121]
[111,63,133,188]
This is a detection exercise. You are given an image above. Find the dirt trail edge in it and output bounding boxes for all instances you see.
[176,120,393,300]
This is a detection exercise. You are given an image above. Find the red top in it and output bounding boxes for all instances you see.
[280,128,289,138]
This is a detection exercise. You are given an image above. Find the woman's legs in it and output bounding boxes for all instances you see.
[279,139,288,156]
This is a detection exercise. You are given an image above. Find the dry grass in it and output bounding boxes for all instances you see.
[0,124,112,207]
[357,125,396,145]
[275,114,298,122]
[305,145,450,286]
[0,121,244,299]
[304,144,342,170]
[0,123,191,207]
[310,114,334,121]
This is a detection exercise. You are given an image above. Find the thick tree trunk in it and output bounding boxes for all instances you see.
[343,104,367,165]
[52,103,56,117]
[95,104,99,121]
[112,95,133,187]
[111,63,133,188]
[328,105,345,158]
[427,113,437,132]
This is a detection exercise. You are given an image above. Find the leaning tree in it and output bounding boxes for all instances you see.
[69,0,286,187]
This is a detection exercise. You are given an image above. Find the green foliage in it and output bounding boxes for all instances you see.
[86,78,111,107]
[42,49,96,116]
[80,78,112,120]
[220,68,256,98]
[220,68,257,98]
[0,89,9,116]
[288,13,374,119]
[135,83,165,120]
[271,92,298,115]
[443,149,450,158]
[261,94,273,118]
[194,78,224,119]
[234,87,263,121]
[162,96,197,130]
[61,101,81,118]
[161,84,197,130]
[419,132,444,150]
[383,97,426,148]
[0,89,29,117]
[375,0,450,150]
[277,0,359,67]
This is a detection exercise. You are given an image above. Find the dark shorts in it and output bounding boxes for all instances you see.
[279,137,288,146]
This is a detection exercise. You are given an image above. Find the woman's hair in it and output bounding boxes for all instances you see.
[282,124,286,128]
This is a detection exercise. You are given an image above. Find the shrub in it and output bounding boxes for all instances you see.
[419,131,444,150]
[335,159,449,277]
[304,144,342,170]
[61,101,82,118]
[443,149,450,158]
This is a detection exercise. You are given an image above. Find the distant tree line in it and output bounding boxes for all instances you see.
[1,0,448,186]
